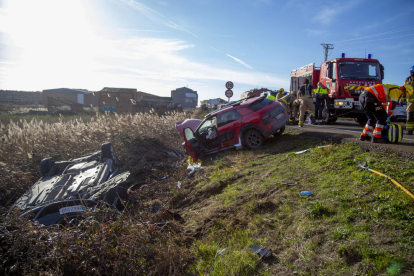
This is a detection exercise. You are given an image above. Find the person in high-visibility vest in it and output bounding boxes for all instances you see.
[276,88,285,101]
[313,82,328,125]
[278,91,297,120]
[359,84,405,143]
[401,82,414,135]
[298,79,315,127]
[266,91,277,101]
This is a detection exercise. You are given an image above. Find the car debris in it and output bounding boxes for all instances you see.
[187,157,202,178]
[249,244,272,258]
[11,143,130,226]
[300,191,312,196]
[295,149,310,154]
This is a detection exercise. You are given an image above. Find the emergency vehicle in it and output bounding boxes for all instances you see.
[290,53,384,125]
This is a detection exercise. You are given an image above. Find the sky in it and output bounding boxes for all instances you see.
[0,0,413,104]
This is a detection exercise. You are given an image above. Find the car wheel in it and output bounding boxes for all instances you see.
[101,143,118,165]
[40,158,54,177]
[244,129,264,149]
[273,126,285,137]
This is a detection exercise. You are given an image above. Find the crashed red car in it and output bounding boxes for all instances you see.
[177,96,289,160]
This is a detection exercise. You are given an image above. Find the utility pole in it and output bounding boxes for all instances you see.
[321,43,334,61]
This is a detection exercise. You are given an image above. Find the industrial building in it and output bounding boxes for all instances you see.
[171,87,198,109]
[42,88,99,107]
[0,90,42,105]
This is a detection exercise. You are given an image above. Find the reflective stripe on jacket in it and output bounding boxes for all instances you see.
[364,84,403,115]
[267,95,276,101]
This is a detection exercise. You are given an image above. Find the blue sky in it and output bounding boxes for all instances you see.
[0,0,413,103]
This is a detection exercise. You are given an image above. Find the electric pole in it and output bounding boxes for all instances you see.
[321,43,334,61]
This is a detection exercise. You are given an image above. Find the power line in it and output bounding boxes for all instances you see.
[321,43,334,61]
[333,26,414,44]
[337,33,414,45]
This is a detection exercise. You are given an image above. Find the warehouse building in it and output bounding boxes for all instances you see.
[42,88,99,107]
[171,87,198,109]
[0,90,42,105]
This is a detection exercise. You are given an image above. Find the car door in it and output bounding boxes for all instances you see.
[216,110,242,148]
[183,127,201,161]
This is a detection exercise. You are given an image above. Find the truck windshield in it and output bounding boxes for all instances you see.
[338,61,381,80]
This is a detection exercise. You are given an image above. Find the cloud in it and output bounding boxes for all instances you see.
[226,54,253,69]
[120,0,198,38]
[313,0,365,24]
[117,28,167,33]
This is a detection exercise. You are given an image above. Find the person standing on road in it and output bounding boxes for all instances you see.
[403,66,414,135]
[276,88,285,101]
[359,84,405,143]
[298,79,315,127]
[313,82,328,125]
[401,83,414,135]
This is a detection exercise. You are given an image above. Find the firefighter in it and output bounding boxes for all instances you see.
[359,84,405,143]
[278,91,297,121]
[401,84,414,135]
[405,65,414,85]
[266,91,277,101]
[276,88,285,101]
[297,79,315,127]
[313,82,328,124]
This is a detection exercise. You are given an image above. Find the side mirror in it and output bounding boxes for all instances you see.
[327,68,333,79]
[327,62,333,69]
[380,64,384,80]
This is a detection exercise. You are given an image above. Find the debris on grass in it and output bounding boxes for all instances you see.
[249,244,272,258]
[295,149,309,154]
[300,191,312,196]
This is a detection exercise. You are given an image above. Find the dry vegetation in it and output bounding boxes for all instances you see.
[0,109,201,275]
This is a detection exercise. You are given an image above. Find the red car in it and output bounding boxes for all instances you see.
[178,96,289,160]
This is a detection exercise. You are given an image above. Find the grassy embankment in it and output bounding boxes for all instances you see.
[0,110,413,275]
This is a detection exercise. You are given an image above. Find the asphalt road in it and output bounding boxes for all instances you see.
[286,119,414,160]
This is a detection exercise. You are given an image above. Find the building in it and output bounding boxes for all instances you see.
[0,90,42,105]
[99,87,175,113]
[240,88,272,99]
[42,88,99,107]
[171,87,198,109]
[200,98,228,110]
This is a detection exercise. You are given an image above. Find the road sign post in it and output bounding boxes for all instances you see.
[225,81,234,103]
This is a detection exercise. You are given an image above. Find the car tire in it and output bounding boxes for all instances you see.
[244,129,264,149]
[273,126,285,137]
[101,143,118,165]
[40,158,54,177]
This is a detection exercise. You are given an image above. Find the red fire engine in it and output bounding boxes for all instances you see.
[290,53,384,125]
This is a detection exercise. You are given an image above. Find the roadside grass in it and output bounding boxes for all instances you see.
[184,133,414,275]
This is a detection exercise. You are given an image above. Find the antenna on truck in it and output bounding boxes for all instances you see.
[321,43,334,61]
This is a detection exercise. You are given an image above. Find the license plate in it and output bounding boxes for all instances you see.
[59,205,86,215]
[275,113,284,120]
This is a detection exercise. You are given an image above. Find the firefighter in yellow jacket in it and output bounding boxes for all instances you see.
[313,82,328,124]
[276,88,285,101]
[298,79,315,127]
[266,91,277,101]
[359,84,405,143]
[402,66,414,135]
[278,91,297,120]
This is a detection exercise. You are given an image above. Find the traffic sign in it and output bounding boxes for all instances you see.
[225,81,234,90]
[225,89,233,98]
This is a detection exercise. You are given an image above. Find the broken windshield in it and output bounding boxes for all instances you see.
[338,61,381,80]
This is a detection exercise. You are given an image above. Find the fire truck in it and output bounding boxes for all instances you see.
[290,54,384,125]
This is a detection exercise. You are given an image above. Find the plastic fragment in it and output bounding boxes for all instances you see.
[249,244,271,258]
[161,176,168,180]
[300,191,312,196]
[218,249,228,255]
[177,181,181,188]
[295,149,309,154]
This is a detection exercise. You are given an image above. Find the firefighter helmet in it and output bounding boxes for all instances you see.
[279,88,285,92]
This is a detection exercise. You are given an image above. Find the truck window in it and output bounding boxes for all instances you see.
[338,61,380,80]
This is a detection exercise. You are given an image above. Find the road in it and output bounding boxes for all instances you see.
[286,119,414,160]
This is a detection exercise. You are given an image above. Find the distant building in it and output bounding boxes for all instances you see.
[0,90,42,105]
[42,88,99,107]
[171,87,198,109]
[240,88,271,99]
[99,87,175,113]
[200,98,228,110]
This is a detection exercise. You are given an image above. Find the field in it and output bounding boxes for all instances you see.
[0,108,413,275]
